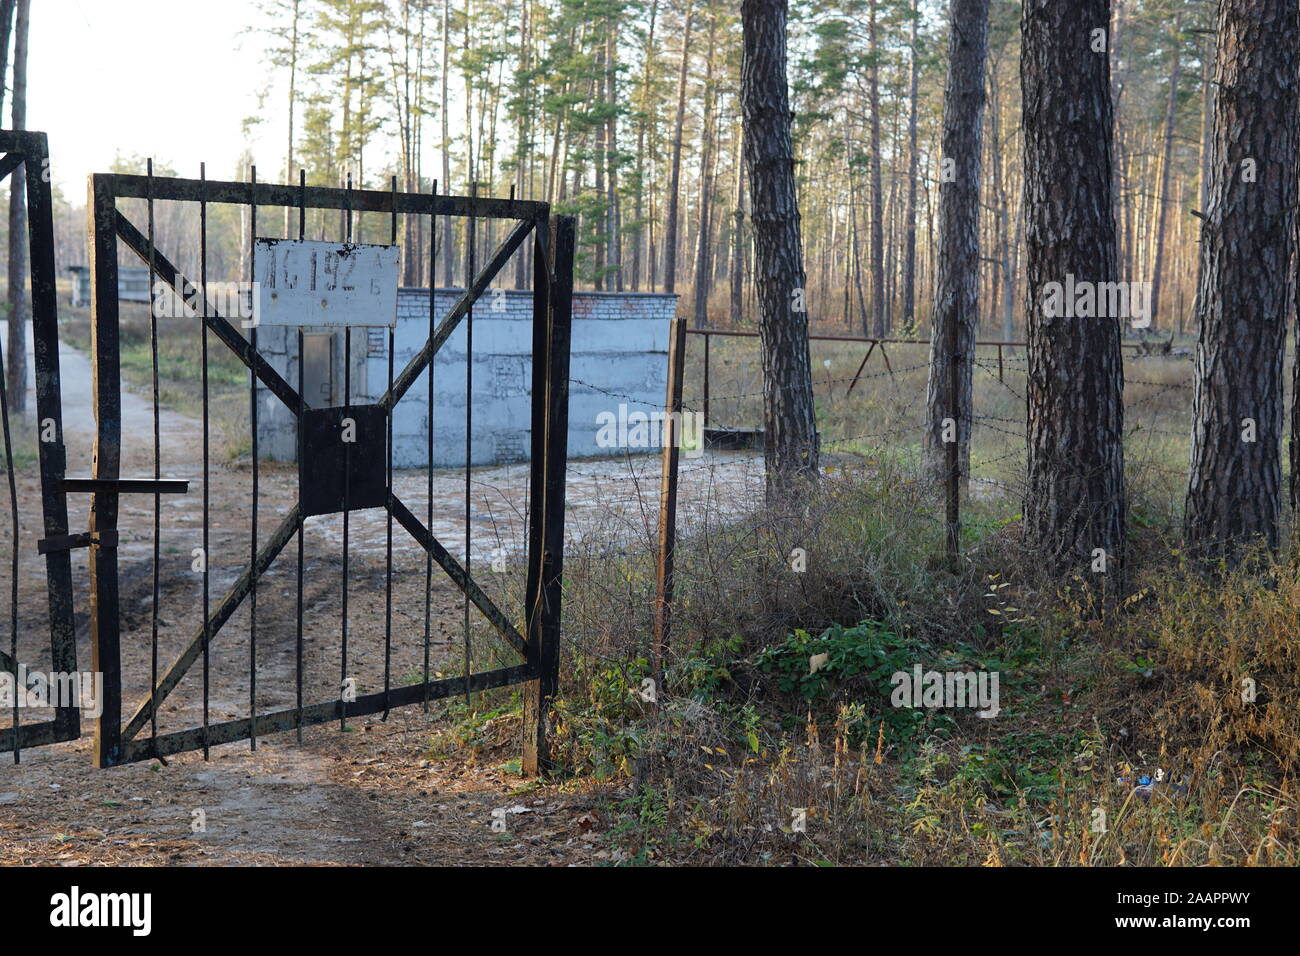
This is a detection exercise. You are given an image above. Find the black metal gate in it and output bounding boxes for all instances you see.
[83,170,573,772]
[0,130,80,761]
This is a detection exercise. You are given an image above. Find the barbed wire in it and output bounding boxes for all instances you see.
[570,362,932,415]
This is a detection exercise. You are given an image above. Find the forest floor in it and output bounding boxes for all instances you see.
[0,317,762,866]
[6,314,1292,867]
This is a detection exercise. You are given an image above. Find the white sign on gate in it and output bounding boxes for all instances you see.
[253,238,399,328]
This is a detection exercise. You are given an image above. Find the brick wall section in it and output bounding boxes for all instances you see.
[255,288,678,468]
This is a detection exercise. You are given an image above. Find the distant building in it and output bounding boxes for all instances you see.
[255,288,677,468]
[66,265,152,307]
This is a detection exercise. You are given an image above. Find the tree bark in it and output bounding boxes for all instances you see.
[730,123,746,325]
[440,0,454,285]
[0,0,14,121]
[630,0,659,292]
[1185,0,1298,559]
[1021,0,1127,573]
[741,0,819,495]
[923,0,988,485]
[867,0,886,336]
[901,3,920,332]
[5,0,29,416]
[663,3,694,296]
[1148,15,1184,334]
[284,0,301,237]
[693,6,719,327]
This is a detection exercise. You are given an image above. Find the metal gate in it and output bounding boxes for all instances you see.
[0,130,81,762]
[82,169,573,772]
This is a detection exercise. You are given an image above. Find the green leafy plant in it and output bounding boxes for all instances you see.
[753,619,951,746]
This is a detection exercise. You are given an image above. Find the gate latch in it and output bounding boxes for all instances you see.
[61,477,190,495]
[38,529,119,555]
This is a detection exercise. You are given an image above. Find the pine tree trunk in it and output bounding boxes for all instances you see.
[693,7,719,328]
[1021,0,1127,572]
[5,0,29,416]
[901,4,920,332]
[988,50,1016,344]
[923,0,988,485]
[440,0,454,286]
[663,4,694,296]
[1185,0,1298,559]
[868,0,886,336]
[606,27,622,292]
[284,0,300,237]
[0,0,14,121]
[730,124,745,325]
[1148,15,1184,334]
[1293,206,1300,520]
[741,0,819,495]
[630,0,659,293]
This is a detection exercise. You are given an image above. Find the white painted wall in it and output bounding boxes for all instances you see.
[255,288,677,468]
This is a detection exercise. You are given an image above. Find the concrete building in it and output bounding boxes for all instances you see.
[67,265,152,307]
[255,287,677,468]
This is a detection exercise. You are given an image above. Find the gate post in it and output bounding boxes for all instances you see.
[522,215,574,776]
[653,317,686,674]
[87,175,123,768]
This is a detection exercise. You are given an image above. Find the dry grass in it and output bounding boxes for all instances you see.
[510,343,1300,866]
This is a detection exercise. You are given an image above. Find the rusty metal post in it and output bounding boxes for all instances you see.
[522,213,550,775]
[88,175,123,768]
[522,215,574,777]
[653,317,687,676]
[702,330,710,432]
[18,134,78,748]
[845,340,878,397]
[997,343,1004,383]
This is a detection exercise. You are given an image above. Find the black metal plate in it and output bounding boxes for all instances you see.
[299,405,388,517]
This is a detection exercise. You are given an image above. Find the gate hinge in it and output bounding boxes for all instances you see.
[37,530,119,555]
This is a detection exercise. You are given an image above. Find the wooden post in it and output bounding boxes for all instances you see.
[653,317,686,675]
[522,215,574,777]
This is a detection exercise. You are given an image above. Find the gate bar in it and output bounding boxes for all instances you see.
[88,171,124,767]
[123,664,534,763]
[0,133,80,757]
[101,173,548,219]
[522,215,575,776]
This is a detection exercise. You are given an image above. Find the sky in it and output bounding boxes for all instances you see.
[29,0,291,198]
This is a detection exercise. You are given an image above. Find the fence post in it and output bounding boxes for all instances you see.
[653,317,686,679]
[702,330,710,432]
[522,215,574,777]
[845,340,878,397]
